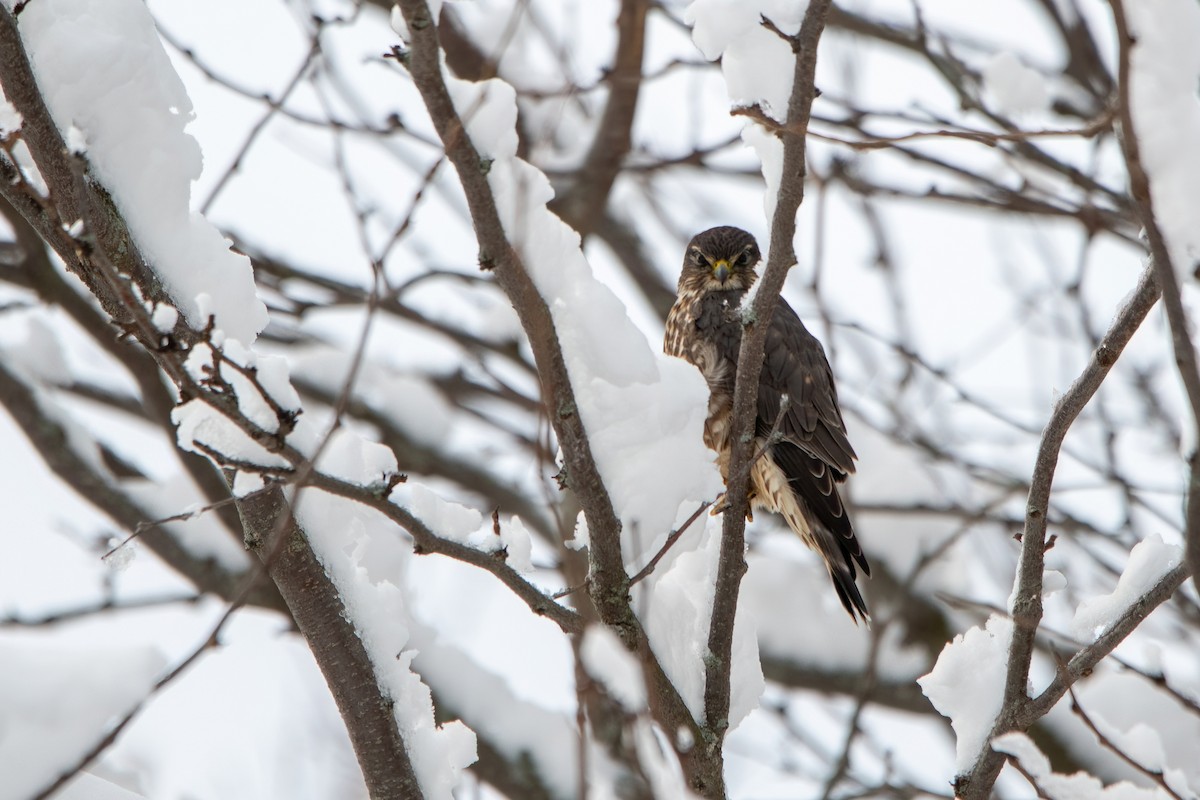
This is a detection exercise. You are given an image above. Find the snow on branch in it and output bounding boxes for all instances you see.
[391,0,728,793]
[936,260,1172,799]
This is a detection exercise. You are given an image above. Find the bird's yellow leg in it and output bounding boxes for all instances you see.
[710,490,755,521]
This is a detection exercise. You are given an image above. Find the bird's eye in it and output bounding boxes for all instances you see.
[735,251,752,267]
[692,251,709,267]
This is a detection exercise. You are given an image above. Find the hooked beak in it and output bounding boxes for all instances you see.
[713,260,731,283]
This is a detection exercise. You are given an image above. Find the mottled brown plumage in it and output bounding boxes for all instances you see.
[664,226,870,622]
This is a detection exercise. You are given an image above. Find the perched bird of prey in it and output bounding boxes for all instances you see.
[664,226,870,622]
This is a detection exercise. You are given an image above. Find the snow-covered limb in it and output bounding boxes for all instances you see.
[391,0,717,793]
[0,4,506,796]
[311,471,583,634]
[994,731,1177,800]
[946,559,1188,799]
[950,261,1163,800]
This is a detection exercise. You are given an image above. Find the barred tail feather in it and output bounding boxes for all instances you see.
[765,440,871,623]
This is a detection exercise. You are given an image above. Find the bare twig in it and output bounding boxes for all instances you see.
[198,37,320,214]
[801,107,1116,151]
[1067,684,1185,799]
[629,501,711,586]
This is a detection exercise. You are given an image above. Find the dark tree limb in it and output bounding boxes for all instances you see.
[238,488,424,798]
[702,5,833,797]
[549,0,649,237]
[390,0,710,788]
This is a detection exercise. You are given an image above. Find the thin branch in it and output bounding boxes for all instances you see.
[1107,0,1200,602]
[0,594,202,628]
[701,5,833,797]
[198,37,320,214]
[955,261,1161,799]
[799,106,1116,151]
[1067,684,1185,800]
[629,501,711,585]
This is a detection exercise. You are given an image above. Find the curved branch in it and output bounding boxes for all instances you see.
[955,261,1161,799]
[391,0,711,786]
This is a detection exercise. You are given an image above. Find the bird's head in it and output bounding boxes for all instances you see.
[679,226,761,294]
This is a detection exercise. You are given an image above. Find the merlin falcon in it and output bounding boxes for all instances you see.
[664,226,870,622]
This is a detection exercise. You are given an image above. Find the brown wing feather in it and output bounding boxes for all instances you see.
[759,300,870,621]
[758,300,856,476]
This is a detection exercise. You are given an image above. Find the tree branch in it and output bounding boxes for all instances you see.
[701,5,833,797]
[1107,0,1200,602]
[238,487,424,798]
[549,0,649,237]
[391,2,710,787]
[955,261,1161,799]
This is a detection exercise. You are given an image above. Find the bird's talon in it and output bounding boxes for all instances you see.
[710,492,754,521]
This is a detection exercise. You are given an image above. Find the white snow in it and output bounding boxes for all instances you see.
[295,489,477,799]
[0,95,21,133]
[581,624,648,712]
[500,515,534,573]
[65,123,87,154]
[1070,534,1181,641]
[405,483,485,541]
[409,625,578,799]
[103,541,137,572]
[641,519,764,729]
[981,52,1051,117]
[443,73,722,560]
[685,0,800,239]
[232,470,265,498]
[993,731,1172,799]
[18,0,268,344]
[918,613,1014,772]
[1127,0,1200,287]
[172,398,290,470]
[0,635,164,799]
[151,302,179,334]
[567,510,590,551]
